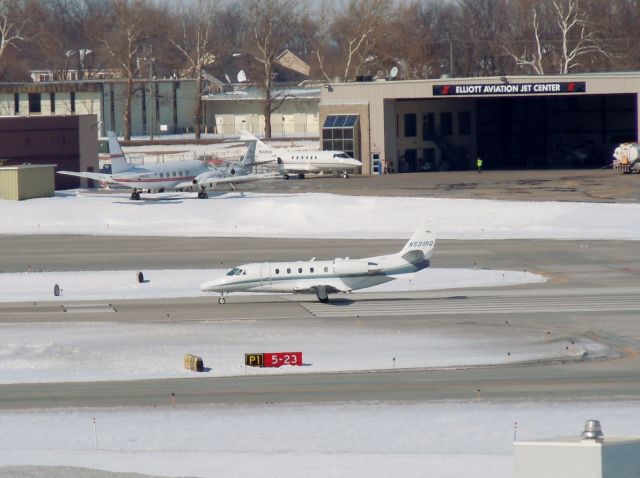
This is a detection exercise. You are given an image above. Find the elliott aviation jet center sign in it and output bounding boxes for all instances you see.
[433,81,586,96]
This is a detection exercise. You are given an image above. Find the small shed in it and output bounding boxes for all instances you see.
[0,164,56,200]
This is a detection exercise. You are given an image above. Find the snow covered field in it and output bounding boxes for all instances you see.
[2,401,640,478]
[1,190,640,239]
[2,190,639,477]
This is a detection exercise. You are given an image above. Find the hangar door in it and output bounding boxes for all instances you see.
[476,94,637,169]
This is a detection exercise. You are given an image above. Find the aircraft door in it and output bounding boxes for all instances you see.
[260,264,271,288]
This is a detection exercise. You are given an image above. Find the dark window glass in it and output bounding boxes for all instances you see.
[404,113,417,137]
[28,93,41,113]
[458,111,471,135]
[344,115,358,127]
[441,112,452,135]
[323,115,337,128]
[70,91,76,113]
[275,268,279,274]
[14,93,19,114]
[50,93,55,113]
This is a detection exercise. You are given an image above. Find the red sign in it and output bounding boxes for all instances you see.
[246,352,302,368]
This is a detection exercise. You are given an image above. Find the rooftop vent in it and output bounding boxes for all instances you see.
[581,419,604,441]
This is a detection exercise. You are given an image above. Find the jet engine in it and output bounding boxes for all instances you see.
[333,258,369,276]
[194,170,222,184]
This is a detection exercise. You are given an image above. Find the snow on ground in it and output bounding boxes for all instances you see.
[1,400,639,478]
[0,268,545,302]
[1,191,640,240]
[0,308,595,384]
[2,189,636,477]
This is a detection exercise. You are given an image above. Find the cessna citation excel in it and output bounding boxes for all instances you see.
[239,132,362,179]
[201,224,435,303]
[59,132,277,199]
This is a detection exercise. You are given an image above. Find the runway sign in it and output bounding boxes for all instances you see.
[245,352,302,368]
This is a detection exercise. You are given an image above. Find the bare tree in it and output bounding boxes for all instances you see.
[553,0,610,74]
[506,0,611,75]
[171,0,218,140]
[247,0,305,139]
[97,0,152,140]
[316,0,390,82]
[0,0,27,67]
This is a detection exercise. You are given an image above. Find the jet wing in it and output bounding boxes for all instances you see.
[58,170,155,183]
[202,172,282,188]
[58,171,117,182]
[293,283,349,294]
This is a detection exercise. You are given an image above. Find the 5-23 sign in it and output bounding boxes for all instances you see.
[245,352,303,368]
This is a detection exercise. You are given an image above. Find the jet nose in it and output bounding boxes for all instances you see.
[200,278,226,292]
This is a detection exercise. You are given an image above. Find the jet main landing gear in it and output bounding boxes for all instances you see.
[130,190,141,200]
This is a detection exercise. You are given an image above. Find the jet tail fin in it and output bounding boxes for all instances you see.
[399,224,436,263]
[241,139,257,167]
[107,131,130,174]
[237,131,275,163]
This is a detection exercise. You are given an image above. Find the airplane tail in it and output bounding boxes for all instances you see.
[399,224,436,263]
[241,139,257,168]
[107,131,130,174]
[237,131,275,164]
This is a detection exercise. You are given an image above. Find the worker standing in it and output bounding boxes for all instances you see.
[476,156,483,174]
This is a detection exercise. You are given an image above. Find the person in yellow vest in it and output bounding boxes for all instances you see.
[476,156,483,174]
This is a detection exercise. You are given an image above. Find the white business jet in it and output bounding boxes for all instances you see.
[238,132,362,179]
[58,132,279,200]
[200,224,435,303]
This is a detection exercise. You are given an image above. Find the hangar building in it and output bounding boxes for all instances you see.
[0,115,98,190]
[320,73,640,175]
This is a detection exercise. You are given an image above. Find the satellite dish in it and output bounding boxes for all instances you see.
[237,70,247,83]
[390,66,398,80]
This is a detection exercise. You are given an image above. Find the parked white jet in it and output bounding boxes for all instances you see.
[201,224,435,303]
[58,132,278,199]
[238,132,362,179]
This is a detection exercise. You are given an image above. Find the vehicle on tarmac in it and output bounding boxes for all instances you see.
[58,132,279,199]
[238,132,362,179]
[613,143,640,173]
[200,224,435,303]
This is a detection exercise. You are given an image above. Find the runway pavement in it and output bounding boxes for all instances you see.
[1,169,639,409]
[1,236,640,409]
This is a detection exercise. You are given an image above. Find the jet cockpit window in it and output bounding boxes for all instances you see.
[226,268,242,276]
[333,153,349,159]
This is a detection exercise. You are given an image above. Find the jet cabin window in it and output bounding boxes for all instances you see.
[275,268,280,274]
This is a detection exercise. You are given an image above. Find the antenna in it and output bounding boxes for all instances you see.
[237,70,247,83]
[224,73,231,84]
[389,66,398,80]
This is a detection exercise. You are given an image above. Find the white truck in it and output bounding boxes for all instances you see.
[612,143,640,173]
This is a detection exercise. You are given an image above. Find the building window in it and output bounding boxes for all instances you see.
[50,92,55,113]
[458,111,471,135]
[28,93,41,114]
[441,112,452,135]
[322,114,359,160]
[70,91,76,113]
[404,113,417,137]
[14,93,19,114]
[422,113,435,140]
